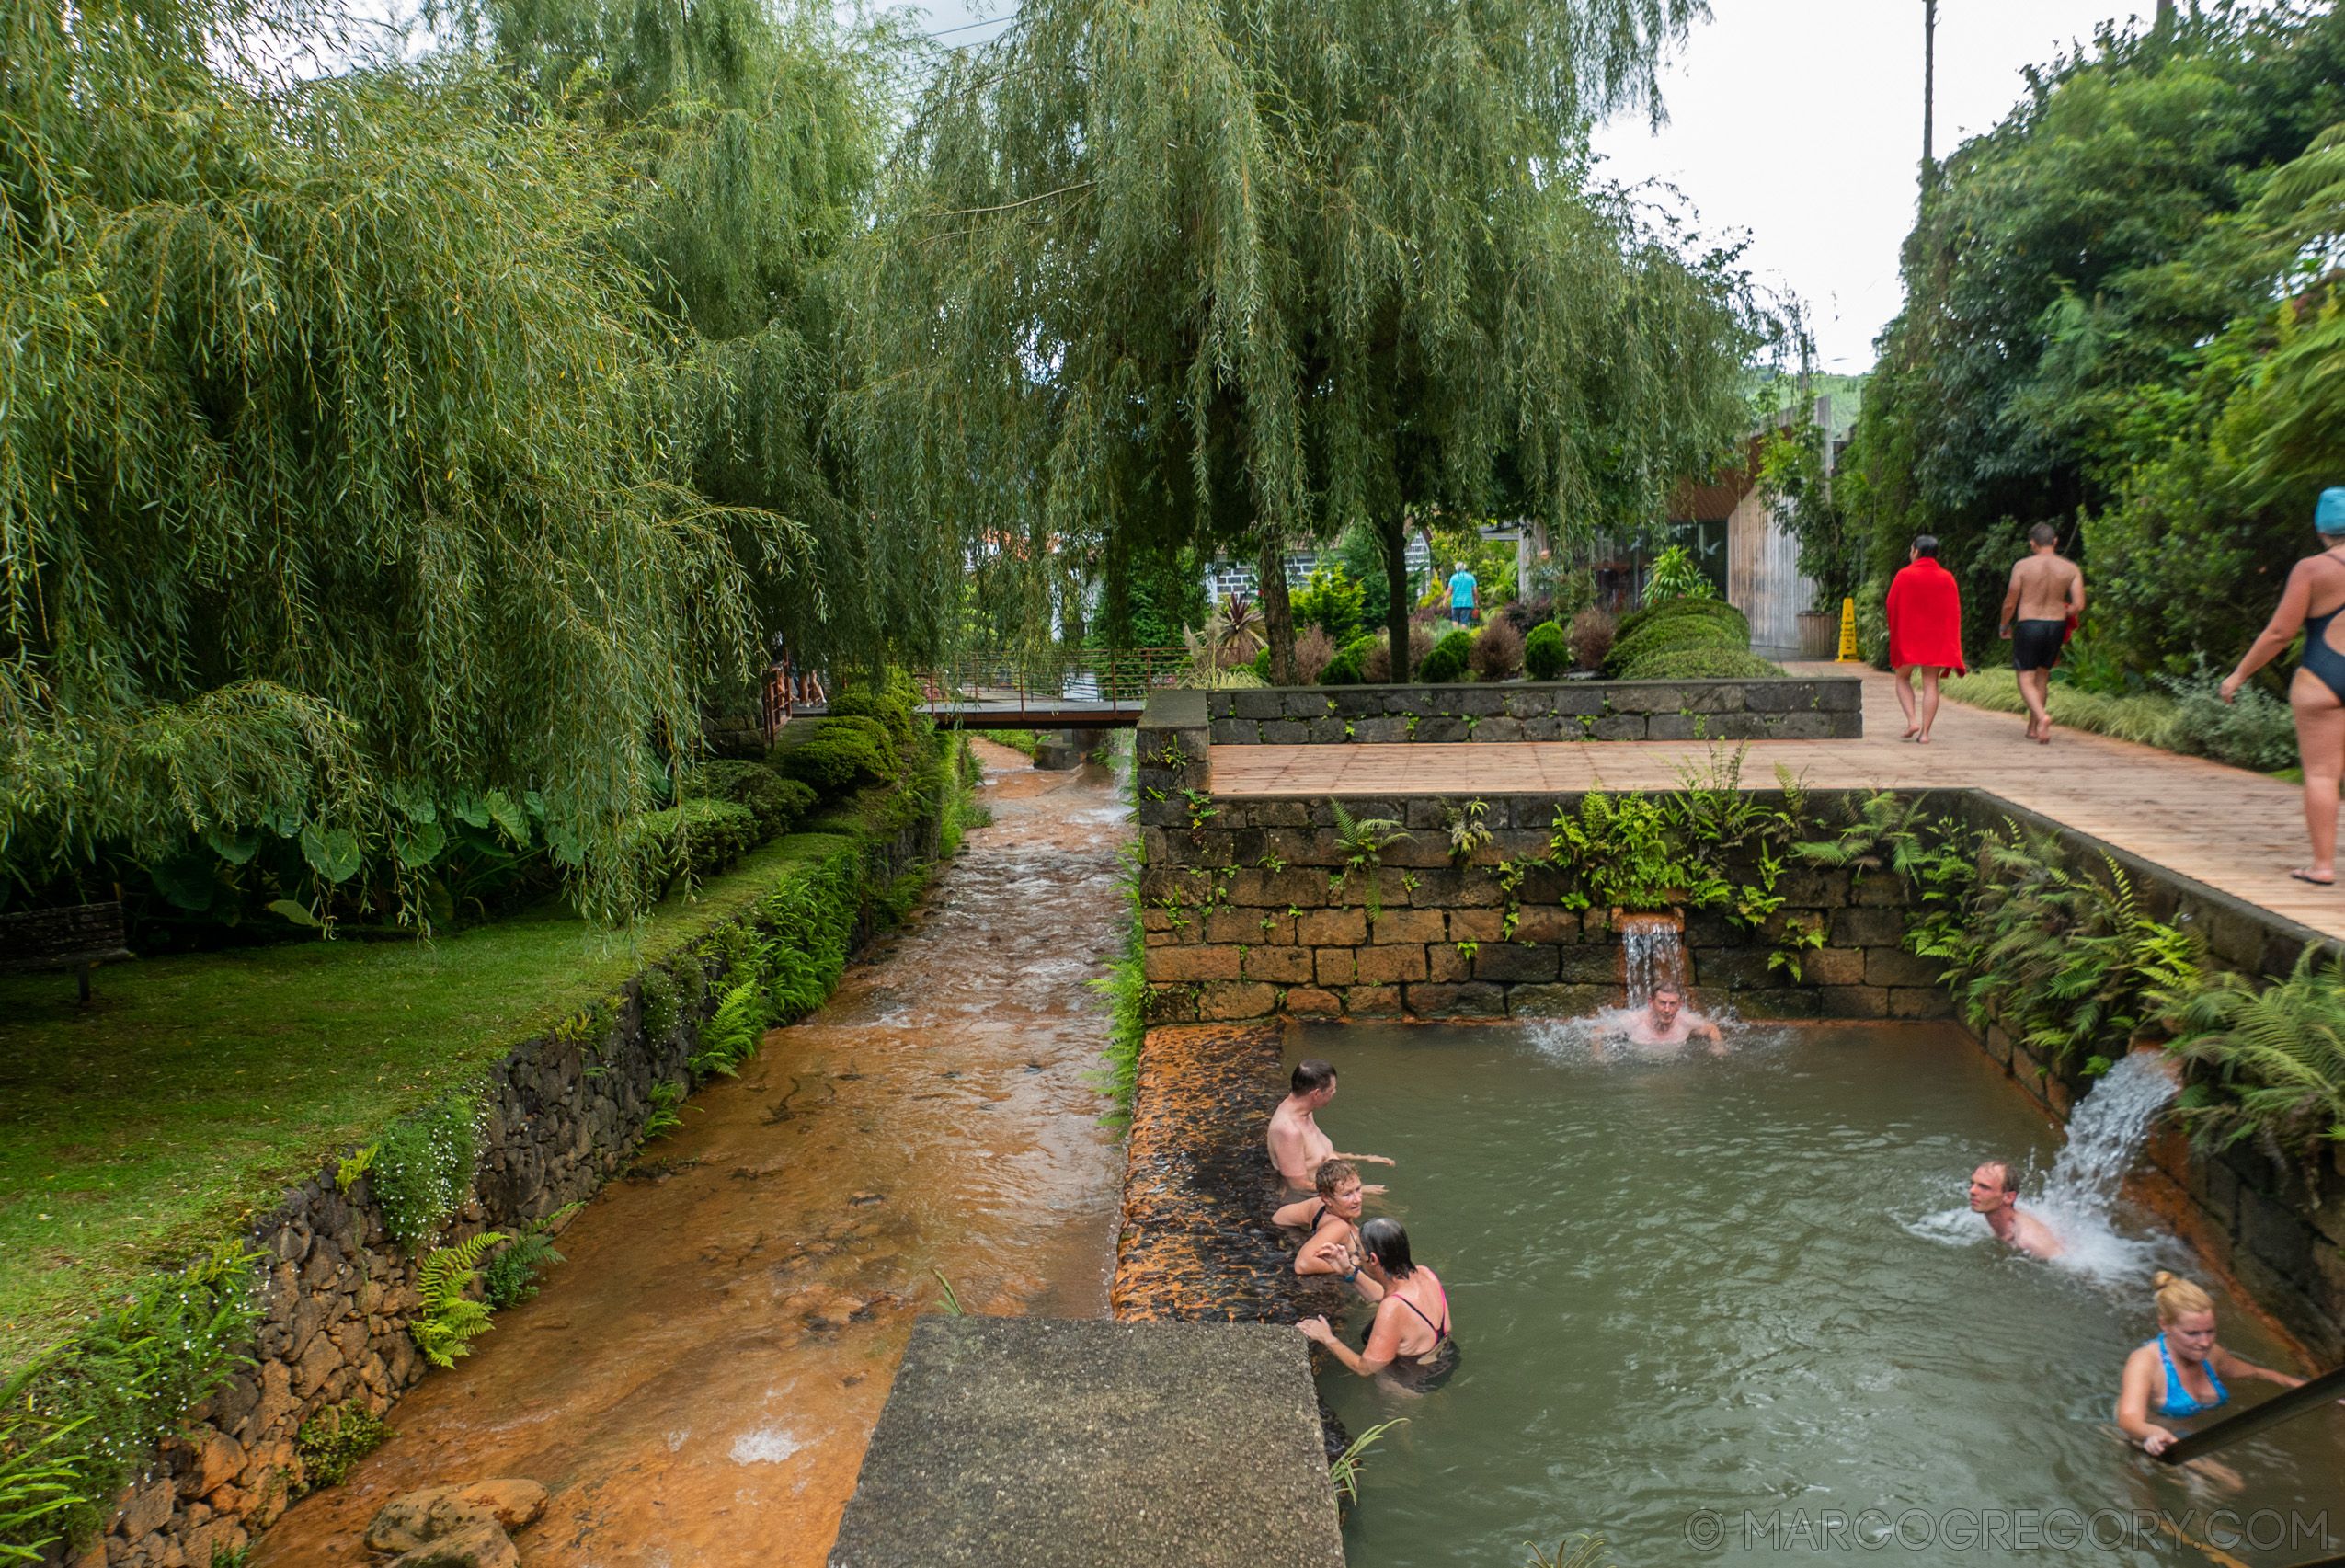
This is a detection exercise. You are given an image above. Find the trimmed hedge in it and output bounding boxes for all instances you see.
[1620,647,1788,681]
[774,715,897,798]
[826,689,914,749]
[621,798,761,900]
[1416,628,1472,683]
[678,760,817,839]
[1523,622,1568,681]
[1603,614,1741,678]
[1614,595,1750,647]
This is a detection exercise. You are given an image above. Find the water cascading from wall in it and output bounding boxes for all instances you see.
[2038,1049,2179,1228]
[1617,912,1686,1003]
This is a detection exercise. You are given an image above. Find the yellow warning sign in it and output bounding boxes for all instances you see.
[1836,597,1859,662]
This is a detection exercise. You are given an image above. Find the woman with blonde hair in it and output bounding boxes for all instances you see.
[2115,1272,2305,1455]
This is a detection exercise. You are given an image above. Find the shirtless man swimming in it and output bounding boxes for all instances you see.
[1969,1160,2064,1258]
[1599,983,1723,1057]
[1997,523,2087,745]
[1267,1059,1392,1195]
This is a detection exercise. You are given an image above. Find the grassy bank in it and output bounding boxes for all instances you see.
[0,828,880,1375]
[1939,668,2298,774]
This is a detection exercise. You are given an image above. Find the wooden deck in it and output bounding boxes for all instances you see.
[1209,663,2345,942]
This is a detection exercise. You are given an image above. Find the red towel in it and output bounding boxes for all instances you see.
[1886,558,1967,674]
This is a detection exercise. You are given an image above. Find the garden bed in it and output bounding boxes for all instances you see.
[1198,677,1863,743]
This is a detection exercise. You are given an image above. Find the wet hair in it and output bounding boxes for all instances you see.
[2029,522,2058,547]
[1651,982,1684,1002]
[1359,1218,1416,1279]
[1313,1158,1360,1197]
[1912,535,1940,559]
[2153,1270,2215,1322]
[1291,1059,1337,1095]
[1977,1160,2018,1195]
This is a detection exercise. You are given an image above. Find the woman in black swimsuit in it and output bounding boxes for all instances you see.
[2222,486,2345,886]
[1298,1219,1454,1386]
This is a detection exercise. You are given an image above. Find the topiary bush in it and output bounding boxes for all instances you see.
[1614,595,1748,647]
[1603,614,1743,678]
[1524,621,1568,681]
[774,715,896,798]
[1415,628,1473,683]
[622,798,761,899]
[1317,635,1378,685]
[1619,647,1788,681]
[678,760,815,840]
[826,689,914,749]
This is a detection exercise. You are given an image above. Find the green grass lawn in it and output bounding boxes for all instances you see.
[0,832,860,1377]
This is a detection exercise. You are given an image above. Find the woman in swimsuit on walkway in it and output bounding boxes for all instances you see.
[1298,1219,1453,1382]
[2222,486,2345,886]
[2116,1272,2304,1456]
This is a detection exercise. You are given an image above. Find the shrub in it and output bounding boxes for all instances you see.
[774,715,896,798]
[1290,567,1367,646]
[1293,626,1339,683]
[1470,617,1524,681]
[372,1093,479,1249]
[1317,635,1378,685]
[1416,628,1473,683]
[1642,543,1716,603]
[1566,608,1616,671]
[1524,622,1569,681]
[621,798,761,900]
[2160,658,2299,773]
[1504,595,1555,634]
[1613,595,1749,647]
[1619,647,1788,681]
[1250,647,1272,681]
[1603,613,1742,678]
[639,967,680,1039]
[1359,624,1434,681]
[826,689,914,749]
[678,760,816,839]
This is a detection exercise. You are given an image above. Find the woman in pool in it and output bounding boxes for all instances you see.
[1298,1219,1453,1385]
[2116,1271,2305,1455]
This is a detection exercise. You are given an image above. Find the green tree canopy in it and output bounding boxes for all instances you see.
[1,0,789,920]
[843,0,1777,676]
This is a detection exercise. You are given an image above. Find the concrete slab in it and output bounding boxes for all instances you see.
[827,1316,1344,1568]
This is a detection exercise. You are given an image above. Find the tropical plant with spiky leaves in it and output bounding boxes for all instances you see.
[1328,799,1412,921]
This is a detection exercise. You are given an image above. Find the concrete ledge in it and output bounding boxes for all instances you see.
[829,1316,1344,1568]
[1201,679,1863,740]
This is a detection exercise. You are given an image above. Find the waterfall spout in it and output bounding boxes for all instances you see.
[1617,912,1686,1004]
[2040,1049,2179,1228]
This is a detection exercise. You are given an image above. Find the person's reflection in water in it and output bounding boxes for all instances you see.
[1298,1219,1455,1392]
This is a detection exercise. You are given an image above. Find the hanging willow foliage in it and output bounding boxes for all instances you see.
[0,0,796,921]
[434,0,950,681]
[844,0,1779,670]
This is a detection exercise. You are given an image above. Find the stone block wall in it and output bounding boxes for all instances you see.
[1131,788,1937,1025]
[1200,678,1863,743]
[68,817,937,1568]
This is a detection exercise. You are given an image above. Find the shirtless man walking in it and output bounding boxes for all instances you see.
[1969,1160,2064,1259]
[1266,1059,1393,1196]
[1997,523,2087,745]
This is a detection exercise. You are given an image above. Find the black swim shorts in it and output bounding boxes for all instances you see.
[2011,618,2065,672]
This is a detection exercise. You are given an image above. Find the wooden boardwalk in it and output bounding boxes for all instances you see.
[1209,663,2345,943]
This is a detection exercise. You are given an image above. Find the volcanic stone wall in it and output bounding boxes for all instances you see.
[1201,677,1863,743]
[71,814,938,1568]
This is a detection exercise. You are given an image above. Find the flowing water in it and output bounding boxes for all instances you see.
[253,739,1129,1567]
[1303,1023,2345,1568]
[1615,912,1687,1004]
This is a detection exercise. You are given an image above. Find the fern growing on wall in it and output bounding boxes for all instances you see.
[691,982,767,1078]
[2166,942,2345,1157]
[411,1232,507,1368]
[482,1206,583,1310]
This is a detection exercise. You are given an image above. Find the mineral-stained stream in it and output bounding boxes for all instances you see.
[252,739,1130,1567]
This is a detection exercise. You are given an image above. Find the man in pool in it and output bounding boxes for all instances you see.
[1267,1059,1393,1196]
[1968,1160,2065,1259]
[1602,983,1723,1055]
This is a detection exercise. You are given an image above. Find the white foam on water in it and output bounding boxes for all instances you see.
[1524,1006,1760,1063]
[728,1425,805,1465]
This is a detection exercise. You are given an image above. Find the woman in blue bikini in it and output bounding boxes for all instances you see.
[2116,1272,2304,1455]
[2222,486,2345,887]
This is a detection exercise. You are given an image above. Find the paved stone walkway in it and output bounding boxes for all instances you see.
[1210,663,2345,943]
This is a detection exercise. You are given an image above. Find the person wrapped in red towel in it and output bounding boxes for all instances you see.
[1885,535,1966,744]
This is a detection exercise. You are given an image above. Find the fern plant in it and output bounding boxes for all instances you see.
[642,1080,690,1140]
[1549,791,1722,912]
[294,1402,393,1490]
[2165,942,2345,1157]
[691,980,768,1078]
[482,1205,583,1310]
[411,1232,507,1368]
[1328,799,1412,921]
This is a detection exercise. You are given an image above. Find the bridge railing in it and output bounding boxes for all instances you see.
[913,647,1195,719]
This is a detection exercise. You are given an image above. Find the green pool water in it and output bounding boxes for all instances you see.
[1298,1022,2345,1568]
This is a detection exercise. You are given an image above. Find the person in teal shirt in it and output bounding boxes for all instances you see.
[1447,561,1478,625]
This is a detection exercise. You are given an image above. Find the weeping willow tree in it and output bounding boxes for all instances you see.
[435,0,945,682]
[846,0,1779,676]
[0,0,790,921]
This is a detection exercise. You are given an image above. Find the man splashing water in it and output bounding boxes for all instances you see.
[1601,983,1723,1057]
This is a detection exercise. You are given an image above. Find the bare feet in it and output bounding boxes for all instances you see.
[1916,733,1933,745]
[1901,728,1921,741]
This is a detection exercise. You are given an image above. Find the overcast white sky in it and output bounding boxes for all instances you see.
[1587,0,2168,372]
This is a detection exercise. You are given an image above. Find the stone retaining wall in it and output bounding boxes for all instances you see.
[69,816,938,1568]
[1201,677,1863,742]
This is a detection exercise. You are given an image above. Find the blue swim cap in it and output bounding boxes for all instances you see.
[2320,487,2345,536]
